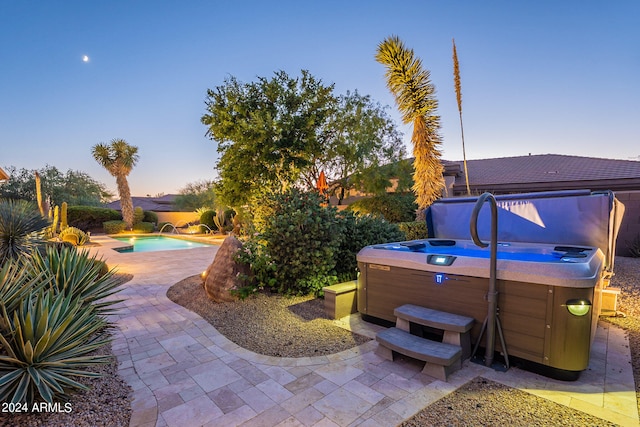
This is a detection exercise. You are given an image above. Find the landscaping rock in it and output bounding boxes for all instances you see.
[203,235,249,302]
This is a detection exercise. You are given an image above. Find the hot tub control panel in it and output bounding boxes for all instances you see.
[427,254,456,266]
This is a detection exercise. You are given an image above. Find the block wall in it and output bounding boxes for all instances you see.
[614,191,640,257]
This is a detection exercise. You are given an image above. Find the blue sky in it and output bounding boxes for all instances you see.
[1,1,638,197]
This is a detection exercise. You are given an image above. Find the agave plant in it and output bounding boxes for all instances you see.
[0,261,48,336]
[28,246,123,316]
[0,290,111,404]
[0,199,50,263]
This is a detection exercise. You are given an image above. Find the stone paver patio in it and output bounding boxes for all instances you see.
[88,235,639,427]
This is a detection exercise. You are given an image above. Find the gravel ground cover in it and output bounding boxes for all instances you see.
[6,258,639,426]
[166,275,372,357]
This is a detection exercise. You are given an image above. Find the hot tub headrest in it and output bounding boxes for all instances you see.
[426,190,625,273]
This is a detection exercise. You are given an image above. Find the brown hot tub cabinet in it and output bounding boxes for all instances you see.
[356,190,624,379]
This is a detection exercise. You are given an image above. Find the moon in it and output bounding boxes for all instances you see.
[82,55,89,62]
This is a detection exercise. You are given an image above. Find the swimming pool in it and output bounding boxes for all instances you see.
[112,236,214,253]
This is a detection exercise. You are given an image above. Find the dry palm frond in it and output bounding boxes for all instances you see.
[376,35,444,210]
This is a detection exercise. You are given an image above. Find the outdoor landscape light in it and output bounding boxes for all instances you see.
[565,299,592,316]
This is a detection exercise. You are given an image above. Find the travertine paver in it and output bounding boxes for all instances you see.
[87,235,639,427]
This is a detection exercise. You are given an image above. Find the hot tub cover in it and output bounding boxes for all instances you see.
[425,190,625,276]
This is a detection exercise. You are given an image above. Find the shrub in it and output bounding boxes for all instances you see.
[397,221,429,241]
[200,209,216,230]
[253,189,343,295]
[59,226,90,246]
[158,222,176,233]
[132,221,155,233]
[103,220,126,234]
[233,238,276,297]
[334,211,405,280]
[133,206,144,225]
[143,210,158,225]
[68,206,121,231]
[347,193,417,223]
[0,199,49,263]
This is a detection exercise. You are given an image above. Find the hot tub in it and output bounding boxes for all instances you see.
[357,190,625,378]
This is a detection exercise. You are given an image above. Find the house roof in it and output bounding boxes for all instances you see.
[0,167,9,181]
[106,194,179,212]
[448,154,640,193]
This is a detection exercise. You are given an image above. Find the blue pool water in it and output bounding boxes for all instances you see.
[375,242,590,263]
[112,236,214,253]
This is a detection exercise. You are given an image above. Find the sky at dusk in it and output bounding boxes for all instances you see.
[1,0,639,198]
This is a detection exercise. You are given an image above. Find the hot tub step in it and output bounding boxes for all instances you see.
[394,304,474,359]
[376,327,462,381]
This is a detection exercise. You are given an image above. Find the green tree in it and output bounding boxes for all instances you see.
[307,91,407,204]
[91,139,139,229]
[376,35,445,211]
[201,70,336,208]
[173,180,217,212]
[0,165,112,206]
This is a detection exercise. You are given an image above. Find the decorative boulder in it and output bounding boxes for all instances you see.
[203,235,250,302]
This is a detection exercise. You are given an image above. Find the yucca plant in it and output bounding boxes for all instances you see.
[0,290,111,404]
[28,247,123,316]
[0,199,50,263]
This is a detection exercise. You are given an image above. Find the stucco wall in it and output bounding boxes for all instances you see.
[155,211,199,226]
[614,191,640,257]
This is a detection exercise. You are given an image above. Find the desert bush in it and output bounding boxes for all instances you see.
[0,199,49,263]
[59,226,90,246]
[334,211,405,280]
[199,209,216,230]
[103,220,126,234]
[233,238,276,298]
[132,221,155,233]
[252,189,342,295]
[133,206,144,225]
[397,221,429,241]
[347,193,417,223]
[143,210,158,225]
[67,206,121,231]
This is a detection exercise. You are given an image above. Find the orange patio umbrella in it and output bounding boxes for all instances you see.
[316,171,328,196]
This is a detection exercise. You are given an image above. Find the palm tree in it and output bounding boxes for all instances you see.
[91,139,139,230]
[375,35,444,212]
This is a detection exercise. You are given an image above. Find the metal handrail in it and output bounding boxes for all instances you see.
[470,192,501,367]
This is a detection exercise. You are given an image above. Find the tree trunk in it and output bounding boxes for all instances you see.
[116,174,134,230]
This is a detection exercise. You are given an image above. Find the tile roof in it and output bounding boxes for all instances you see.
[440,154,640,194]
[106,194,179,212]
[458,154,640,186]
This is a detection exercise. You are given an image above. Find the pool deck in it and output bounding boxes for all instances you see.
[88,235,639,427]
